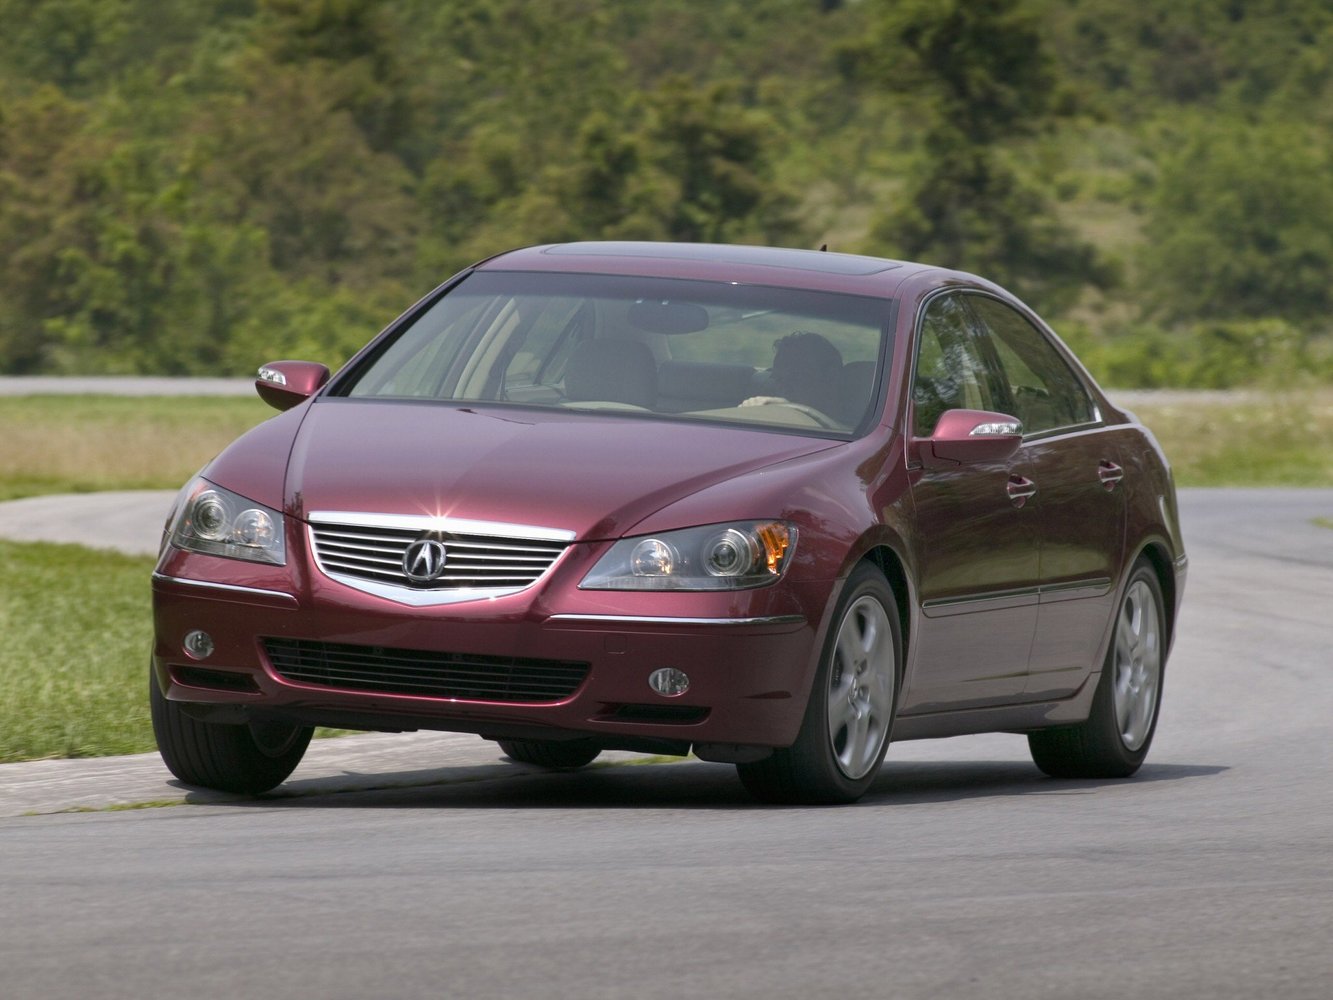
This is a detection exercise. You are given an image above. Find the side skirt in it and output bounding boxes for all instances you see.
[892,671,1099,741]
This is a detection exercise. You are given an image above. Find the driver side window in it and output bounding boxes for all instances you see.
[913,293,1001,436]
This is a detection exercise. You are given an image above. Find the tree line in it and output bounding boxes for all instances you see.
[1,0,1331,385]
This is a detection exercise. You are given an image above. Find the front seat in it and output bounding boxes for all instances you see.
[564,339,657,408]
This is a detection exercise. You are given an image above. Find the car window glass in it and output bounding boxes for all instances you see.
[348,296,491,397]
[966,296,1094,434]
[337,272,891,439]
[912,293,1001,436]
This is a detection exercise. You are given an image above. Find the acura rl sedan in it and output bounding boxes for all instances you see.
[151,241,1186,804]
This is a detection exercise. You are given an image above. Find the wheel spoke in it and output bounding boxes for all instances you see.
[841,710,870,770]
[827,683,858,737]
[836,627,862,677]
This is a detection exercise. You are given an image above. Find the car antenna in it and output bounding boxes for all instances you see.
[818,243,828,252]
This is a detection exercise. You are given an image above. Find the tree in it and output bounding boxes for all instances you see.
[851,0,1106,313]
[1143,117,1333,329]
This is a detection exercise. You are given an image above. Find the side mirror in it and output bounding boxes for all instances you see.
[255,360,331,412]
[916,408,1022,470]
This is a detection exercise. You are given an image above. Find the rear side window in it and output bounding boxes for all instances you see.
[966,296,1095,435]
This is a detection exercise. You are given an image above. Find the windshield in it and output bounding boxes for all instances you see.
[336,271,893,436]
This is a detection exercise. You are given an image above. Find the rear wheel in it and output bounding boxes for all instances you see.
[497,738,601,769]
[737,563,901,805]
[1028,558,1166,778]
[150,666,312,794]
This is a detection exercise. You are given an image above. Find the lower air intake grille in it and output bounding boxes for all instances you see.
[263,638,589,703]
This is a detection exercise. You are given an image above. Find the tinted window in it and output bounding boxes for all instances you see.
[337,271,892,438]
[912,293,1004,436]
[966,296,1095,434]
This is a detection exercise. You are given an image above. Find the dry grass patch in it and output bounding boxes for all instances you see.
[1129,389,1333,487]
[0,395,273,500]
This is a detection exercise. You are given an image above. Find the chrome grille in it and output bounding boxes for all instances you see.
[264,638,588,703]
[308,513,571,599]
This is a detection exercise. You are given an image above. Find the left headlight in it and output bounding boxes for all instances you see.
[168,478,286,565]
[580,521,796,591]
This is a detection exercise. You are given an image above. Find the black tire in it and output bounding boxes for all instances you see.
[497,738,601,769]
[737,563,901,805]
[150,666,312,794]
[1029,558,1166,779]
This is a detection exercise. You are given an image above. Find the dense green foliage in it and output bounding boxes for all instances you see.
[1,0,1331,385]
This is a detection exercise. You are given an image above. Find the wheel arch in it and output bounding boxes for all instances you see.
[860,544,912,671]
[1134,540,1177,651]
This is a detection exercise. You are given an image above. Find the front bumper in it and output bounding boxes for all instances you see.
[150,545,829,752]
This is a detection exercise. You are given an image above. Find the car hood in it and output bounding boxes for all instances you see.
[279,400,841,540]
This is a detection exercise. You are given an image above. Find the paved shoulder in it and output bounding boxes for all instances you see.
[0,731,530,816]
[0,490,178,556]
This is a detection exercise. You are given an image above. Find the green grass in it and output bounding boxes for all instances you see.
[0,395,272,501]
[1130,390,1333,487]
[0,539,353,763]
[0,540,157,761]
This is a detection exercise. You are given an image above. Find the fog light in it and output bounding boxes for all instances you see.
[182,630,215,660]
[648,668,690,697]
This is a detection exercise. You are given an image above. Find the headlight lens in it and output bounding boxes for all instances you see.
[581,521,796,591]
[169,478,286,565]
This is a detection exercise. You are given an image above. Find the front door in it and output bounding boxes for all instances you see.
[901,293,1039,713]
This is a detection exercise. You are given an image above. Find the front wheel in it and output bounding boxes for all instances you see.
[737,563,901,804]
[1028,558,1166,778]
[150,666,312,794]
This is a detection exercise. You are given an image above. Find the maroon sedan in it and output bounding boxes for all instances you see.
[150,242,1186,804]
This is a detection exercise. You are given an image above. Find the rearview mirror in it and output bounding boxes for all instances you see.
[916,408,1022,470]
[255,360,331,411]
[628,299,710,335]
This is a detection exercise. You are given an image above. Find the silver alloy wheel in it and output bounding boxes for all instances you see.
[1113,579,1162,752]
[826,594,896,779]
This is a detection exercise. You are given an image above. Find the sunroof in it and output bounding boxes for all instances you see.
[543,241,900,276]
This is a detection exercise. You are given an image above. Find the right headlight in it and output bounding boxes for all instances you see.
[168,477,286,565]
[580,521,796,591]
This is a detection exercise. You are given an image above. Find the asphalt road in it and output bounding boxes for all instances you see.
[1,488,1331,999]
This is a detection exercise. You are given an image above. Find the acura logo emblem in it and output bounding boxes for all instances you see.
[403,537,449,583]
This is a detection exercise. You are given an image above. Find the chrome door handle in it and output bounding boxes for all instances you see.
[1007,475,1037,508]
[1098,461,1124,491]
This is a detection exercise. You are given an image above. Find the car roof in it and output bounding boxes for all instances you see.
[477,241,935,297]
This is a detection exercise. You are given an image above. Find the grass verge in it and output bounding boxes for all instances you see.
[0,395,272,501]
[0,540,157,761]
[0,539,350,763]
[1110,390,1333,487]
